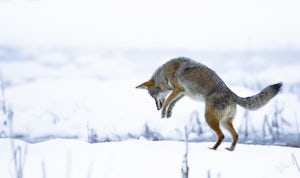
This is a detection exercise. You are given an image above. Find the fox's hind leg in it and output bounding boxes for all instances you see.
[223,121,238,151]
[205,106,225,150]
[221,106,238,151]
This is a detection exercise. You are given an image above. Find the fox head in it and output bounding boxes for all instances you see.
[136,80,170,110]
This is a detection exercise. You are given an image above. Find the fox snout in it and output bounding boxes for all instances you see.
[155,97,164,110]
[136,80,169,111]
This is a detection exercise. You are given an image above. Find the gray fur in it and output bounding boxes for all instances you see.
[137,57,283,151]
[235,83,283,110]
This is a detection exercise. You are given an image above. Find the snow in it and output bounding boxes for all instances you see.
[0,139,299,178]
[1,51,300,178]
[1,1,300,178]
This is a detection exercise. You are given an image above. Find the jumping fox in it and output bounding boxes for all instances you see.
[136,57,282,151]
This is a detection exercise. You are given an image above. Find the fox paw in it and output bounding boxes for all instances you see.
[161,111,172,118]
[166,110,172,118]
[225,147,235,151]
[161,111,166,118]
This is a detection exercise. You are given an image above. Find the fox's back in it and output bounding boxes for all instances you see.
[162,57,231,101]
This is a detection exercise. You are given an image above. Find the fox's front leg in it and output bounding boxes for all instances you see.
[161,88,183,118]
[166,94,184,118]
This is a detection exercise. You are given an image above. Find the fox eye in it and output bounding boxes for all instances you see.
[149,87,160,98]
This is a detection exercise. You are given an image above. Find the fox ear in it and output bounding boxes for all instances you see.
[136,80,154,89]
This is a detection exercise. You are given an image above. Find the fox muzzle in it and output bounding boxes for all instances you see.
[155,98,164,110]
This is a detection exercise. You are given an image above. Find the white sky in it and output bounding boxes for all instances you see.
[0,0,299,51]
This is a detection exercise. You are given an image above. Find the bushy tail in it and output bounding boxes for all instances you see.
[236,82,283,110]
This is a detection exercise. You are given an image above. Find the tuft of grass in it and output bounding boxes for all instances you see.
[2,70,28,178]
[41,160,47,178]
[181,126,189,178]
[8,108,28,178]
[292,153,300,174]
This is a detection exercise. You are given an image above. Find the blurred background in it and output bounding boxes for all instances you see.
[0,0,300,146]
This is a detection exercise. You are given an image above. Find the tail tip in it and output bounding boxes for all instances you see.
[272,82,283,93]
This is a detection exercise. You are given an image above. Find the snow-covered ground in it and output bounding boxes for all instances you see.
[0,139,299,178]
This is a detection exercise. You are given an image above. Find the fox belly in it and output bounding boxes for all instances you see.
[184,91,205,101]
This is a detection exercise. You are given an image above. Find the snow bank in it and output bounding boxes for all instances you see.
[0,139,299,178]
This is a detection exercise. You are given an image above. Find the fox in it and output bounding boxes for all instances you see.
[136,57,282,151]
